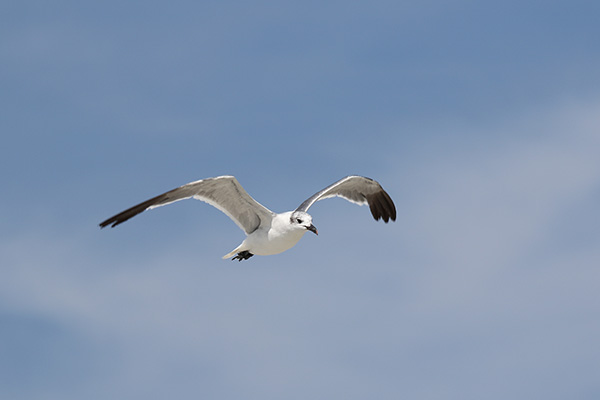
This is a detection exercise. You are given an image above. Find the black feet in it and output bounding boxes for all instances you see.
[231,250,254,261]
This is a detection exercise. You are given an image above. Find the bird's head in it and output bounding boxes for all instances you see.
[290,211,318,235]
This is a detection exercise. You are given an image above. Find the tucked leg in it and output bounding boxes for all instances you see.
[232,250,254,261]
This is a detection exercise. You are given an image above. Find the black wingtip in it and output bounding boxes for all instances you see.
[367,188,396,223]
[98,219,120,229]
[98,209,140,229]
[98,192,172,230]
[98,217,119,229]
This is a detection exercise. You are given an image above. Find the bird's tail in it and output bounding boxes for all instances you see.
[222,244,245,259]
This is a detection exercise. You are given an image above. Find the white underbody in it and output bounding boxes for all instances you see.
[222,211,309,258]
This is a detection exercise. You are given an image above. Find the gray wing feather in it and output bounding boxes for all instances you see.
[295,176,396,223]
[99,176,274,234]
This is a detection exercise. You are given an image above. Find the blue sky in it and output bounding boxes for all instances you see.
[1,0,599,399]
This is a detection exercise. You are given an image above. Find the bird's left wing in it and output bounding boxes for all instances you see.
[295,176,396,222]
[99,176,275,234]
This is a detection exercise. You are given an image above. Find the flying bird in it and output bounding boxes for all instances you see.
[99,175,396,261]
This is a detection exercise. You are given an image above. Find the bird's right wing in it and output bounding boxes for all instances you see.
[99,176,274,234]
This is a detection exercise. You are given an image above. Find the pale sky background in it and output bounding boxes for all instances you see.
[1,1,599,399]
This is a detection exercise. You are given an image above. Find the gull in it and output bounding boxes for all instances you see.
[99,175,396,261]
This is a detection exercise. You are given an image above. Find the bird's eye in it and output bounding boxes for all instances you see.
[297,219,303,224]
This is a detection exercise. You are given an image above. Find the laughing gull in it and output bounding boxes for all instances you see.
[99,175,396,261]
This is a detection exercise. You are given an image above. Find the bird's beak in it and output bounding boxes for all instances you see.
[307,224,318,235]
